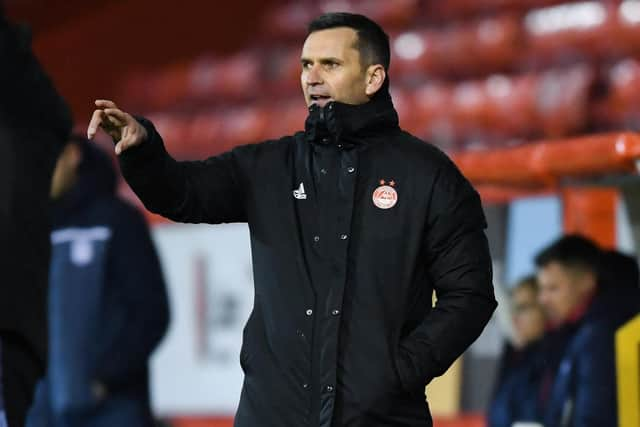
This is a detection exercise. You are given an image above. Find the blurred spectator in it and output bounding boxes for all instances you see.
[0,7,72,426]
[488,276,546,427]
[535,235,640,427]
[26,137,170,427]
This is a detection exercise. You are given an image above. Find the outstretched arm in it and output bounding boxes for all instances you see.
[88,100,247,224]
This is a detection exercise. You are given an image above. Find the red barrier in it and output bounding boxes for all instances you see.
[563,188,618,248]
[453,132,640,188]
[126,131,640,225]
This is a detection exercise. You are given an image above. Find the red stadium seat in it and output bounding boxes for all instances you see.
[405,64,594,151]
[522,2,619,66]
[389,87,418,130]
[264,101,308,138]
[261,2,315,39]
[187,53,261,101]
[535,65,595,138]
[409,82,458,149]
[391,15,522,79]
[319,0,419,29]
[138,60,594,158]
[146,112,192,155]
[263,47,303,95]
[218,106,270,147]
[262,0,418,39]
[609,1,640,57]
[147,112,226,159]
[119,53,261,111]
[144,62,193,110]
[146,102,306,160]
[593,58,640,128]
[422,0,570,22]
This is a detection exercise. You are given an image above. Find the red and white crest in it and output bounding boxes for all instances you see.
[372,179,398,209]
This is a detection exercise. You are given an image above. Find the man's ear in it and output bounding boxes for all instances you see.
[365,64,386,97]
[577,269,598,294]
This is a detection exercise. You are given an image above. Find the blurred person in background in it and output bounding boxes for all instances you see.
[25,136,170,427]
[0,5,72,426]
[488,276,546,427]
[534,235,640,427]
[86,11,496,427]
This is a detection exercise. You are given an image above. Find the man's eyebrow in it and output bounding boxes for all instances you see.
[320,57,343,63]
[300,57,344,63]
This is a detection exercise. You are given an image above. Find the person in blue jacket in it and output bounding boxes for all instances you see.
[535,235,640,427]
[488,276,546,427]
[26,136,170,427]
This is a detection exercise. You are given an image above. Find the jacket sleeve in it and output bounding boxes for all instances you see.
[118,117,248,224]
[570,325,618,427]
[94,204,170,391]
[395,160,497,392]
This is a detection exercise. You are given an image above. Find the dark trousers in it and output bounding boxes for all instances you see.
[0,334,43,427]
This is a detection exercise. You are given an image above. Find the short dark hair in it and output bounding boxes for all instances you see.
[307,12,391,71]
[534,234,602,274]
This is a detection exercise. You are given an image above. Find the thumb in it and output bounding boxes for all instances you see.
[114,140,127,155]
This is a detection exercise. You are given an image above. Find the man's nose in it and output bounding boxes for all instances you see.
[305,65,323,85]
[538,294,548,305]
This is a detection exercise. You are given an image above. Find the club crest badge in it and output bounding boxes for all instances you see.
[372,179,398,210]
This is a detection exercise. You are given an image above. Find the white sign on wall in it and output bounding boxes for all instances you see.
[149,222,254,416]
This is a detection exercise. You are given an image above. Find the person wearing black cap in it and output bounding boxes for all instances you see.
[87,12,496,427]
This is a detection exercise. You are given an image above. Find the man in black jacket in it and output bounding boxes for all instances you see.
[88,12,496,427]
[0,7,73,426]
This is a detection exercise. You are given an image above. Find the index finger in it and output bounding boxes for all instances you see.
[87,109,105,140]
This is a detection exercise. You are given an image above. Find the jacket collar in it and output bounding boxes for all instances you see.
[304,89,399,146]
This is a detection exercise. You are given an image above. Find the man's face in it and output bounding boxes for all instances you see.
[511,286,545,348]
[537,262,595,326]
[300,27,371,108]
